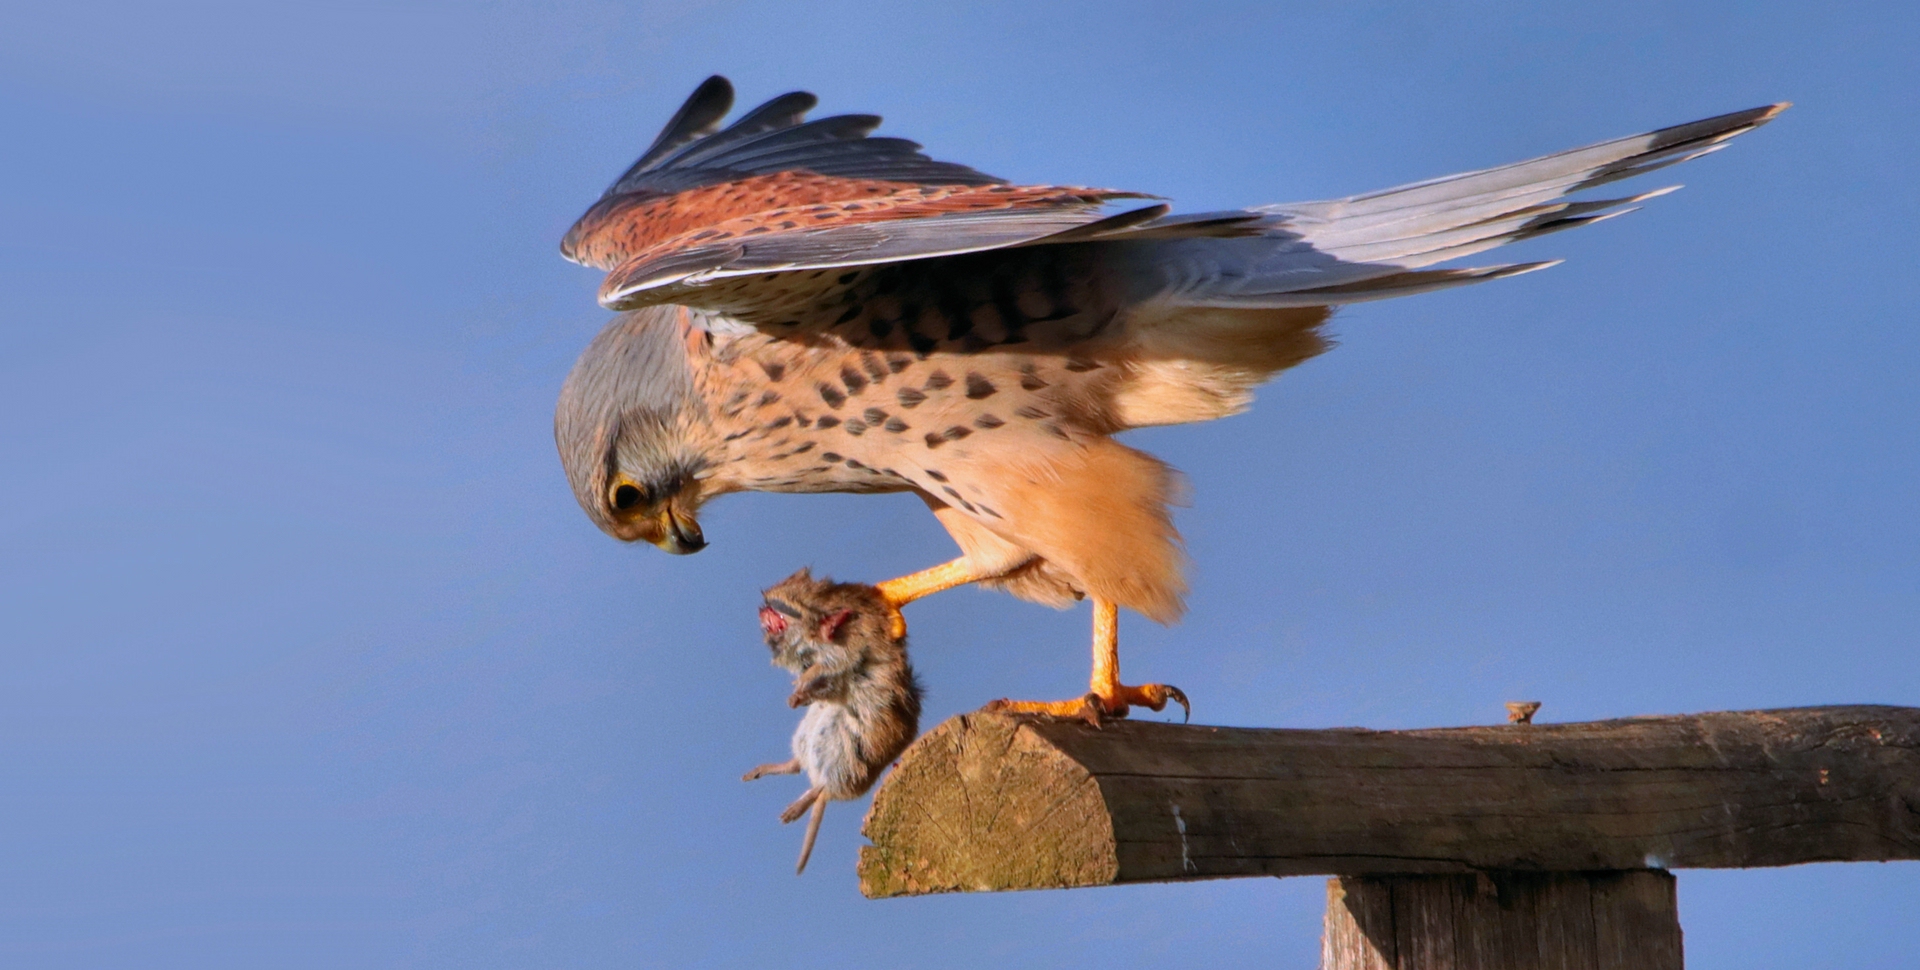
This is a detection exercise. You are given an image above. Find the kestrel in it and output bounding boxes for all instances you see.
[556,76,1784,720]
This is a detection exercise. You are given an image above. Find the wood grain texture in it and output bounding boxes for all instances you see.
[857,706,1920,897]
[1323,871,1682,970]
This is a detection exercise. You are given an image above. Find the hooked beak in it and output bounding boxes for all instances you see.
[654,502,706,555]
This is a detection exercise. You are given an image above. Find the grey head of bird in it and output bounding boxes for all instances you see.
[555,307,716,554]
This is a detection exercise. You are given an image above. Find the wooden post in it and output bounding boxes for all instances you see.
[857,706,1920,965]
[1323,871,1681,970]
[859,705,1920,897]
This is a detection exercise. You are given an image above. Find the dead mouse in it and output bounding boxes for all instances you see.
[743,568,923,874]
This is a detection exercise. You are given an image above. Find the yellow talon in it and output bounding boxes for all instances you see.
[981,597,1190,725]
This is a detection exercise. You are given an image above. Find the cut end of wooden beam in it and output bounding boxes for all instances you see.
[858,706,1920,898]
[857,712,1118,898]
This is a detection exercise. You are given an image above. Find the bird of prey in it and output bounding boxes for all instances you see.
[556,76,1784,721]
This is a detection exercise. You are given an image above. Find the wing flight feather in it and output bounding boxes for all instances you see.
[563,80,1785,334]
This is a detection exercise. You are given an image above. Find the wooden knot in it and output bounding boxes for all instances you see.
[1505,701,1542,724]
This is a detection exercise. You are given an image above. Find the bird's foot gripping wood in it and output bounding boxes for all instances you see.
[981,597,1189,726]
[985,683,1189,727]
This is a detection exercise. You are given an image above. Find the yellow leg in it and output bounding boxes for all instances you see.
[987,597,1189,724]
[874,557,995,639]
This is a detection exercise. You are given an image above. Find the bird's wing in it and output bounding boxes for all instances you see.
[1122,102,1789,309]
[563,76,1277,310]
[570,88,1783,342]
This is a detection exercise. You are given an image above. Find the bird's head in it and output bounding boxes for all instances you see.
[556,308,715,554]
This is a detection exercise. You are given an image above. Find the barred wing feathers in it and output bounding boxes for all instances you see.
[563,78,1785,331]
[1136,103,1788,309]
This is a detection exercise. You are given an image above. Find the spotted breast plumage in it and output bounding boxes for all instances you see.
[556,75,1785,719]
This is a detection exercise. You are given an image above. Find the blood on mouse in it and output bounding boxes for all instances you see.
[743,568,923,874]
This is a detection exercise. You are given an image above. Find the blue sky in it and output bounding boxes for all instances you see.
[2,2,1915,967]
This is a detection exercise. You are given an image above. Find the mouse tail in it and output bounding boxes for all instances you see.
[795,793,828,875]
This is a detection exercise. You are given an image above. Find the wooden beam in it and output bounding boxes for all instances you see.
[857,705,1920,898]
[1322,871,1682,970]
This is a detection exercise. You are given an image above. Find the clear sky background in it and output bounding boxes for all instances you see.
[3,2,1915,967]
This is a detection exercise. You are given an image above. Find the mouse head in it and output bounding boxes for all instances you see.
[759,599,854,643]
[759,568,863,673]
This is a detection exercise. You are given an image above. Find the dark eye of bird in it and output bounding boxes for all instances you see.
[612,483,644,510]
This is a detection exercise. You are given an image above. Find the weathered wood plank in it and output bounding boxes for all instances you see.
[857,706,1920,897]
[1323,871,1682,970]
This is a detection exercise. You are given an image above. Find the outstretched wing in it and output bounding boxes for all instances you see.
[1124,102,1790,309]
[565,82,1784,354]
[562,75,1183,307]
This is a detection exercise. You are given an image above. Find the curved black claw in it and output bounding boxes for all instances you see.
[1164,685,1191,723]
[1074,693,1105,729]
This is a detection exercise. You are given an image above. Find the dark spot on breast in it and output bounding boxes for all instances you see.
[821,452,843,462]
[837,272,858,285]
[1014,405,1050,420]
[863,407,888,424]
[924,370,953,391]
[1042,423,1071,440]
[861,354,887,382]
[964,373,996,399]
[923,432,946,449]
[973,414,1004,430]
[886,355,912,373]
[978,504,1002,518]
[791,441,815,453]
[816,415,841,428]
[895,303,926,341]
[923,468,948,482]
[939,307,972,341]
[779,220,797,229]
[1064,357,1102,372]
[758,390,781,406]
[906,331,936,355]
[816,383,846,408]
[723,429,751,442]
[759,361,786,382]
[895,387,926,408]
[869,318,894,339]
[842,419,868,435]
[766,416,792,430]
[845,458,866,469]
[835,306,861,325]
[840,366,868,395]
[745,226,771,235]
[883,418,910,433]
[991,276,1026,332]
[1019,367,1048,391]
